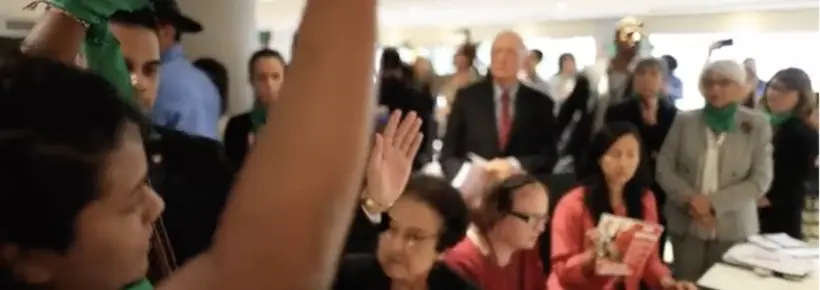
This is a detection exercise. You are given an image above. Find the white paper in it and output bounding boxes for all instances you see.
[722,243,815,277]
[450,153,490,201]
[763,233,808,249]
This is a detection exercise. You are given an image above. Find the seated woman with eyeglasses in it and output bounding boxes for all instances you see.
[443,173,549,290]
[333,174,474,290]
[547,122,695,290]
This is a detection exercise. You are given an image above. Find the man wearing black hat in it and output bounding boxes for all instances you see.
[150,0,222,140]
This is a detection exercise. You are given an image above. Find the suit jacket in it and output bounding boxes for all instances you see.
[605,98,678,206]
[439,79,558,180]
[333,254,477,290]
[146,126,236,270]
[655,107,773,241]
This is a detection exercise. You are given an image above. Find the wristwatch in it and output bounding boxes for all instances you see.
[361,194,391,214]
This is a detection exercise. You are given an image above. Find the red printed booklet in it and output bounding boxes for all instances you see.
[594,213,664,276]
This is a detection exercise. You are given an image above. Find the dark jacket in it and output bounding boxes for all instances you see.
[333,254,477,290]
[379,76,436,170]
[439,79,558,180]
[760,117,818,238]
[146,126,236,270]
[555,74,594,168]
[223,112,253,169]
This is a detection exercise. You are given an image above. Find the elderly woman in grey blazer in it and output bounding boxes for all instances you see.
[656,60,773,282]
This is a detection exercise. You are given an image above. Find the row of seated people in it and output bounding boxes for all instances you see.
[339,121,697,290]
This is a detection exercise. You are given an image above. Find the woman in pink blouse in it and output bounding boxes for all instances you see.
[547,122,696,290]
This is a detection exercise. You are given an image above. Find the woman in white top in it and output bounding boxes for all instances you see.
[548,53,578,111]
[655,60,773,282]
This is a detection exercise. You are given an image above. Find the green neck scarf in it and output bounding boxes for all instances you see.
[703,102,739,133]
[124,279,153,290]
[250,100,270,134]
[764,107,793,126]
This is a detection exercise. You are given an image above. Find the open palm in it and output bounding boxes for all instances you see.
[365,110,423,206]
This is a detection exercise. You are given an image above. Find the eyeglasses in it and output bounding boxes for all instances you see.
[507,211,549,227]
[702,78,734,88]
[767,83,794,93]
[381,228,440,250]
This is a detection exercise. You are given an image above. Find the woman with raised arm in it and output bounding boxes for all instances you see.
[11,0,378,289]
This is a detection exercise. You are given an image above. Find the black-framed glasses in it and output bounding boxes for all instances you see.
[508,211,548,227]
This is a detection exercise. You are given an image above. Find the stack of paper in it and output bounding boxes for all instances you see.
[723,242,815,278]
[749,233,819,259]
[450,153,490,202]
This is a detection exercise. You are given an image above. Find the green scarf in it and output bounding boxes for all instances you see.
[249,100,269,134]
[763,107,793,126]
[703,102,739,133]
[124,279,153,290]
[48,0,147,103]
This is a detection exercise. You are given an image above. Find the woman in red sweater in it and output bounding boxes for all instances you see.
[444,173,549,290]
[547,122,696,290]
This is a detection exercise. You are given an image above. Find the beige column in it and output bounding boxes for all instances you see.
[176,0,257,117]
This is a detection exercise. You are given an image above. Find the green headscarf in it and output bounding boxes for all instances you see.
[703,102,739,133]
[47,0,147,103]
[764,107,793,126]
[249,100,269,134]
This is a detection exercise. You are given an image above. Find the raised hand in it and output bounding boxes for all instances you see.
[364,110,423,210]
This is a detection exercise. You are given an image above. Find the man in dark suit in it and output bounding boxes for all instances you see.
[440,31,557,181]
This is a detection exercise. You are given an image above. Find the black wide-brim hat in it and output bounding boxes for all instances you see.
[151,0,203,33]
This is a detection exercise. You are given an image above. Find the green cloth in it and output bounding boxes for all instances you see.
[703,102,739,133]
[48,0,148,103]
[249,100,268,134]
[764,107,793,126]
[124,279,153,290]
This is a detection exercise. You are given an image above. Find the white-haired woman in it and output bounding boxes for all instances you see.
[655,60,773,281]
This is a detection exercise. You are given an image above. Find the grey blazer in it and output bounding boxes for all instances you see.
[656,107,773,241]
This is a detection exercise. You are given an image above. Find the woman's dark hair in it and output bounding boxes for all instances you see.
[247,48,287,77]
[530,49,543,62]
[110,8,160,31]
[193,58,229,116]
[762,67,816,118]
[577,122,651,222]
[661,55,678,72]
[399,174,470,251]
[456,43,477,68]
[380,47,403,72]
[0,56,146,288]
[557,53,575,74]
[472,173,542,232]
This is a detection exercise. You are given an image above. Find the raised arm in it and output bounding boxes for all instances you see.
[204,0,377,289]
[20,9,85,63]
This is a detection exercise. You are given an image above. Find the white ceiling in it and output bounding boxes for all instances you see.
[2,0,816,30]
[257,0,818,29]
